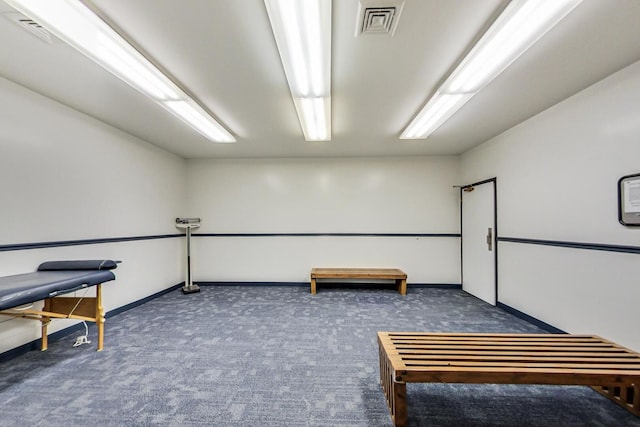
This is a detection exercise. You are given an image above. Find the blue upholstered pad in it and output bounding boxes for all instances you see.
[38,260,118,271]
[0,264,116,311]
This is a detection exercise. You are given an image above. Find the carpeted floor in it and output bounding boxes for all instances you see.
[0,286,638,426]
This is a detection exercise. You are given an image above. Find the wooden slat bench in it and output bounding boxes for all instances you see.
[310,268,407,295]
[378,332,640,427]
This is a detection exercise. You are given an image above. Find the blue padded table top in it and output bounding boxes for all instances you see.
[0,269,115,311]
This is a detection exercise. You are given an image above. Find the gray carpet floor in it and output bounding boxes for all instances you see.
[1,286,638,426]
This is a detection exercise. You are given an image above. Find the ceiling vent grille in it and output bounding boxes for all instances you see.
[3,11,61,44]
[355,0,405,37]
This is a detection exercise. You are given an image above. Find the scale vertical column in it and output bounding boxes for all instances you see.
[176,217,201,294]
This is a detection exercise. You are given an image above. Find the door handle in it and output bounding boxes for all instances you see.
[486,227,493,251]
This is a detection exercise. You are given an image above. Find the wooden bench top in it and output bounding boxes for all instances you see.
[311,268,407,279]
[378,332,640,425]
[378,332,640,385]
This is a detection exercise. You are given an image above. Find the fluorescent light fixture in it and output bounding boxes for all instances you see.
[443,0,584,94]
[165,100,236,143]
[401,0,582,140]
[401,92,472,139]
[294,97,330,141]
[265,0,332,141]
[4,0,235,143]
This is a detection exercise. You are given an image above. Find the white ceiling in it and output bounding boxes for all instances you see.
[1,0,639,159]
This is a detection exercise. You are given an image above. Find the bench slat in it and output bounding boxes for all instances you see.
[377,331,640,426]
[400,355,640,363]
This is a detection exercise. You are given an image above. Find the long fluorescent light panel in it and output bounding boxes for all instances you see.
[265,0,332,141]
[5,0,235,143]
[401,0,582,140]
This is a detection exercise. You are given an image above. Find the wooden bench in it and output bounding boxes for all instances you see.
[378,332,640,427]
[310,268,407,295]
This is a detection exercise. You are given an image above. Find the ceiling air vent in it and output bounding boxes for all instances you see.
[3,11,61,44]
[355,0,405,37]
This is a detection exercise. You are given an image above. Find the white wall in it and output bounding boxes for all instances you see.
[186,157,461,284]
[0,76,187,354]
[461,60,640,351]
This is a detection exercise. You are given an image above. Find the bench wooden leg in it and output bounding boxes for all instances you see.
[392,380,408,427]
[593,384,640,416]
[310,277,317,294]
[380,337,408,426]
[397,278,407,296]
[96,284,105,351]
[40,318,50,351]
[40,299,51,351]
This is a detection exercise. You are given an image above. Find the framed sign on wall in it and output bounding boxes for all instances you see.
[618,172,640,226]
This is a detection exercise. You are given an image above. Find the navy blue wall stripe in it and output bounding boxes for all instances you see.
[498,236,640,255]
[0,234,181,252]
[194,233,461,238]
[0,232,460,253]
[4,234,635,254]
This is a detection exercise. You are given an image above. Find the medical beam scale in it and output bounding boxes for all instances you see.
[176,218,201,294]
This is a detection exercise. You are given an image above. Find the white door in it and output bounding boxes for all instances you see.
[461,180,496,305]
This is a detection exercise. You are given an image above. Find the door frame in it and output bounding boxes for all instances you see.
[460,177,498,304]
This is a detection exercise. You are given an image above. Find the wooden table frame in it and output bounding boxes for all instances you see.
[378,332,640,427]
[310,268,407,295]
[0,284,105,351]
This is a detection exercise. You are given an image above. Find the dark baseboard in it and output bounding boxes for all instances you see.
[410,283,462,289]
[497,302,566,334]
[0,320,94,363]
[106,283,183,318]
[197,281,309,287]
[1,281,462,363]
[0,282,184,363]
[197,281,461,288]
